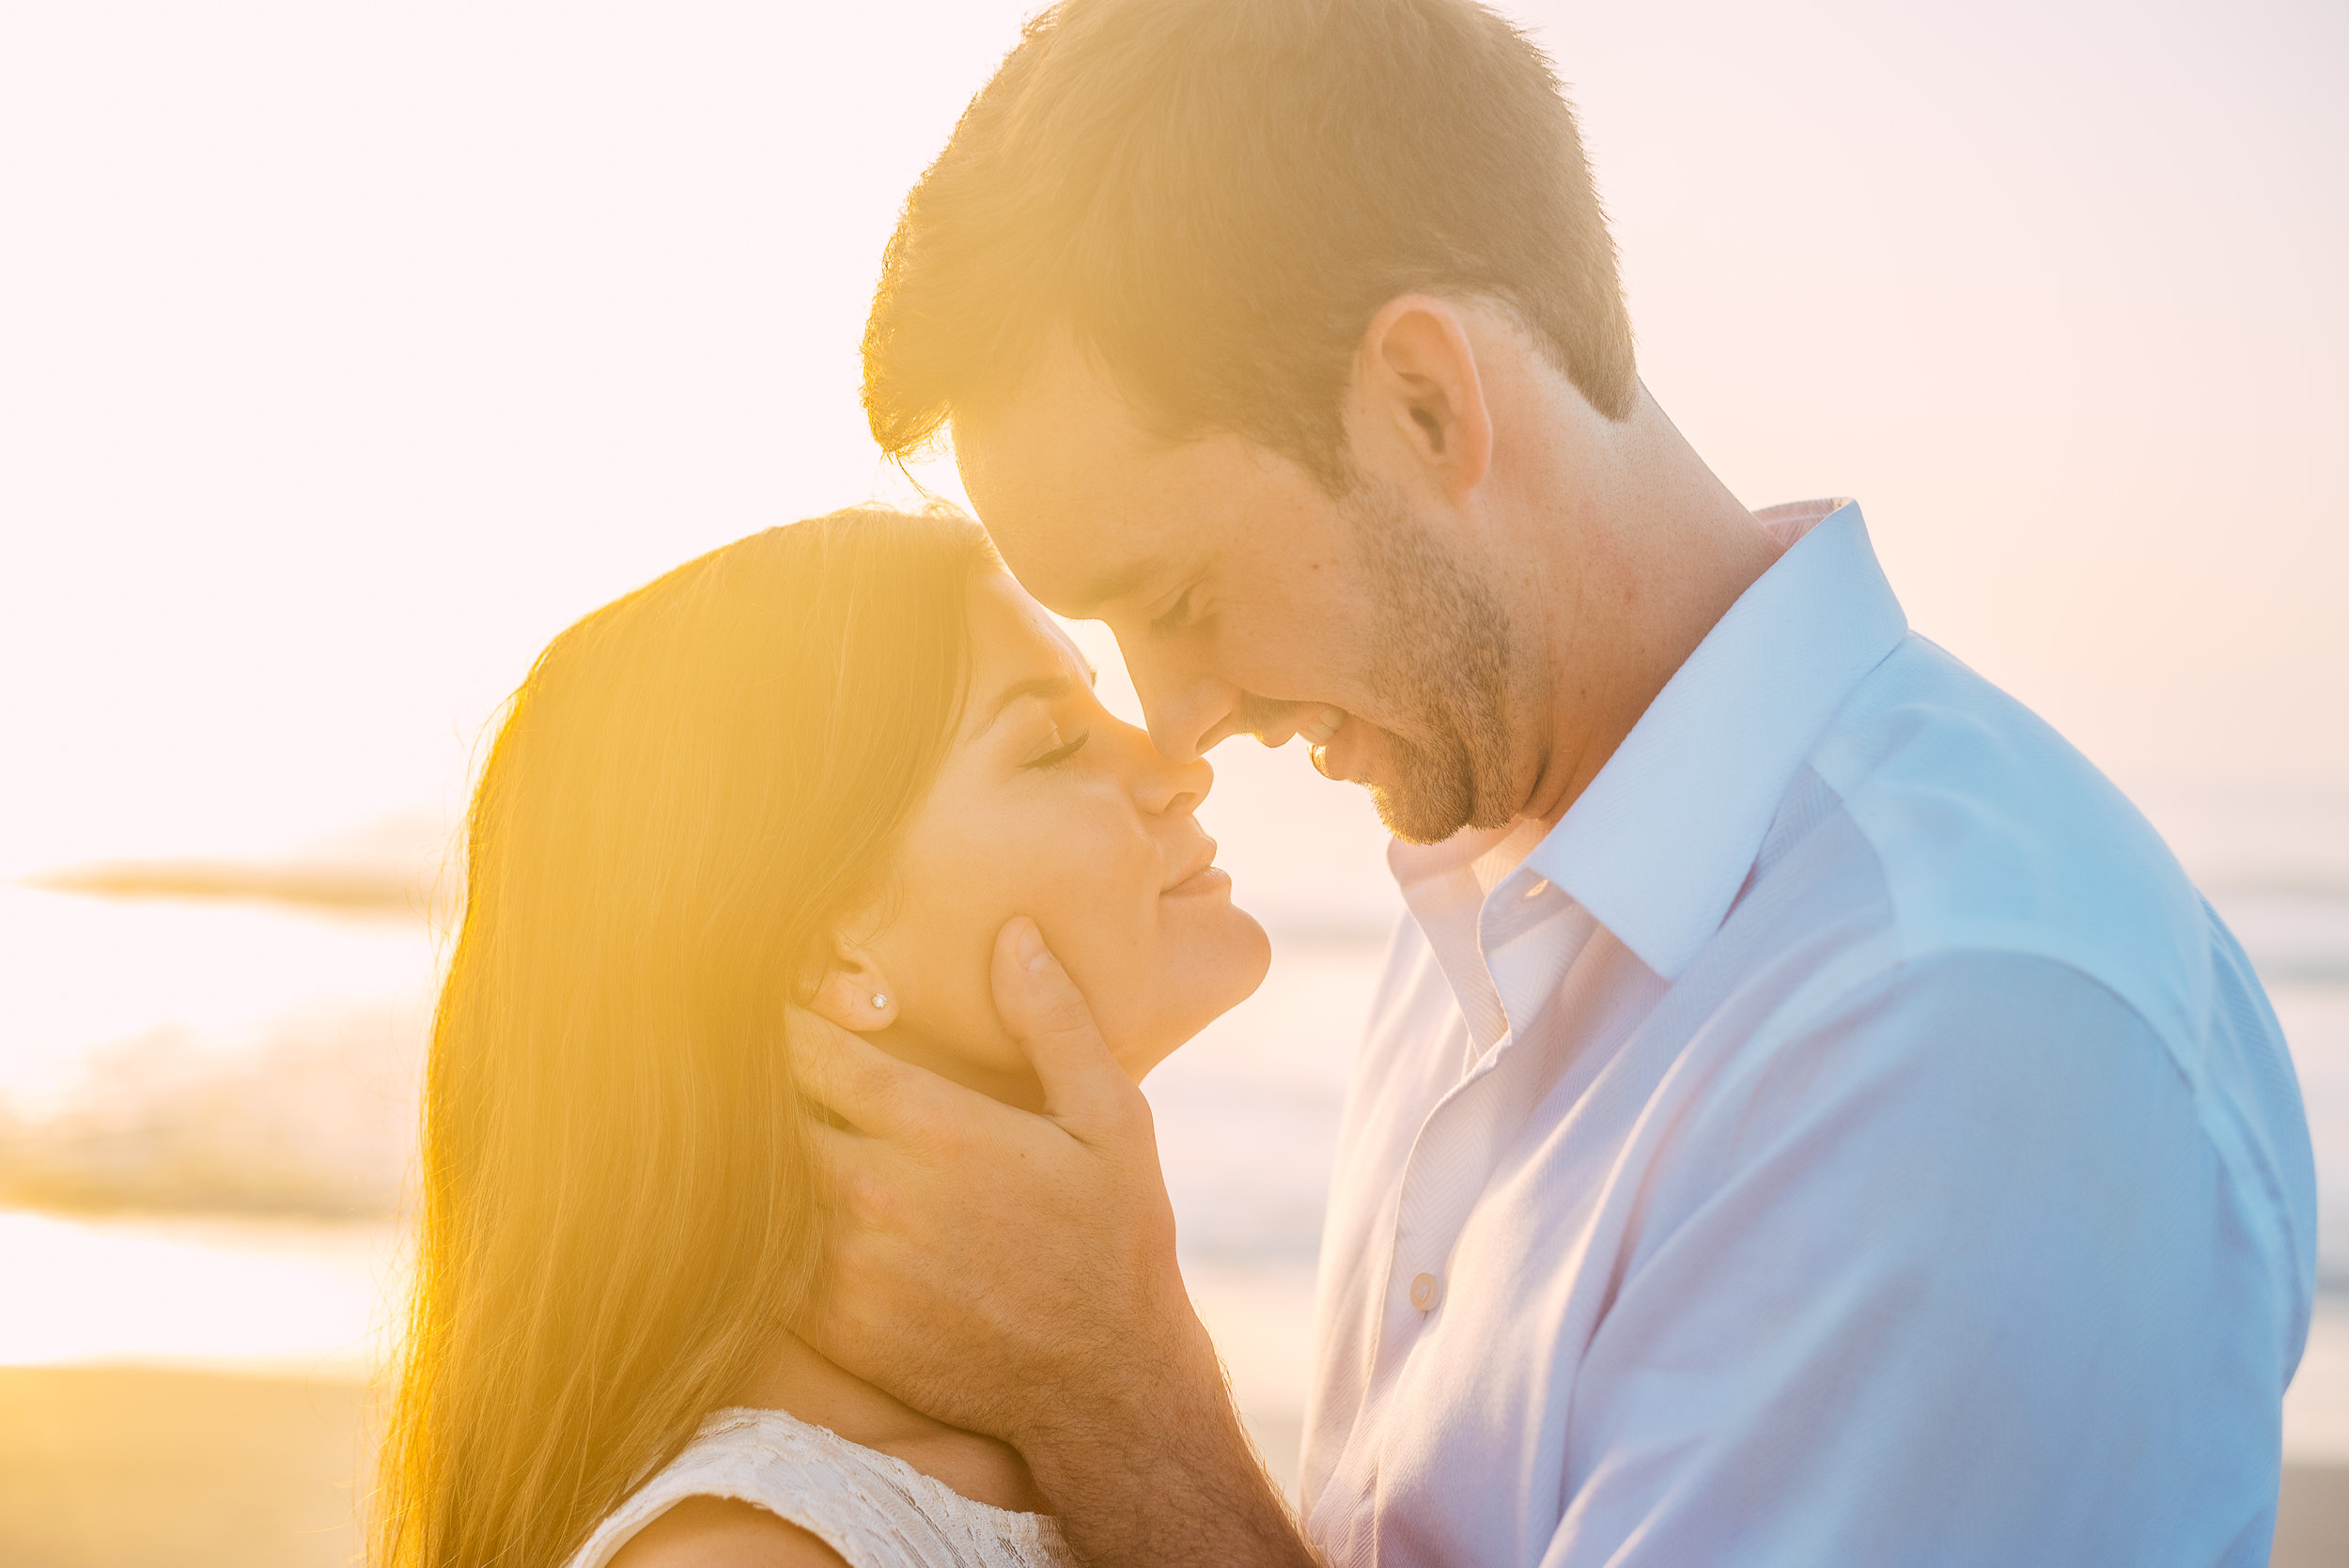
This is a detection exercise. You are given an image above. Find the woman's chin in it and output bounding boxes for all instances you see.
[1230,906,1274,999]
[1187,897,1273,1014]
[1120,908,1273,1082]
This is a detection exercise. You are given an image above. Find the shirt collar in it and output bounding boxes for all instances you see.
[1509,498,1906,981]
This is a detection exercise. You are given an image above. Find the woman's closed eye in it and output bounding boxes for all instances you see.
[1026,729,1091,770]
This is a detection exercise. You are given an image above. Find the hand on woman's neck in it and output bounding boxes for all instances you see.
[726,1329,914,1438]
[727,1327,1052,1514]
[863,1021,1050,1114]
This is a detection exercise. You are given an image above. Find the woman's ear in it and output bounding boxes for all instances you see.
[808,938,899,1033]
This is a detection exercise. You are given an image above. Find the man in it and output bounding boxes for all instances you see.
[802,0,2317,1562]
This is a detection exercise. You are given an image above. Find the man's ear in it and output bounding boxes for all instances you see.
[808,938,899,1033]
[1356,295,1495,495]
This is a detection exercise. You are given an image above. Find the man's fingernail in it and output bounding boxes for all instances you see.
[1017,919,1050,973]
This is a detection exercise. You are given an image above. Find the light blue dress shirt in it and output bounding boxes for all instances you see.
[1298,500,2317,1566]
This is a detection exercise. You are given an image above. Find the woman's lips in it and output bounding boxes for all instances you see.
[1163,837,1229,896]
[1163,864,1233,898]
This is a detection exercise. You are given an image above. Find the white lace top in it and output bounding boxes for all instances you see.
[567,1406,1079,1568]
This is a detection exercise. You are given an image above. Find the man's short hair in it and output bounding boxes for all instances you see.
[862,0,1636,490]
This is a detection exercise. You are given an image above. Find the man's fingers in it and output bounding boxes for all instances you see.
[804,1116,912,1234]
[990,916,1136,1127]
[803,1116,868,1207]
[787,1007,933,1139]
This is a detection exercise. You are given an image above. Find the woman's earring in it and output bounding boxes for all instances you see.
[870,993,889,1010]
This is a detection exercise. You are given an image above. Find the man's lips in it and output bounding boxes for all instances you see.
[1243,703,1347,750]
[1297,706,1345,746]
[1234,701,1372,784]
[1311,708,1373,784]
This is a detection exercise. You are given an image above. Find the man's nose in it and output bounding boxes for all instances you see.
[1119,636,1243,765]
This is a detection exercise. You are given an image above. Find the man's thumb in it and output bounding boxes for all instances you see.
[990,916,1127,1122]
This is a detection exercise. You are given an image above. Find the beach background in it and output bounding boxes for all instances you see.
[2,1,2344,1562]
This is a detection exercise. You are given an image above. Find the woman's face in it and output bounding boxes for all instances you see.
[829,571,1270,1099]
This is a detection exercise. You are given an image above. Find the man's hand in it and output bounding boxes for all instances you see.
[795,914,1207,1440]
[794,916,1316,1567]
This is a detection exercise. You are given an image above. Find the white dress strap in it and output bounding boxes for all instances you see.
[567,1406,1077,1568]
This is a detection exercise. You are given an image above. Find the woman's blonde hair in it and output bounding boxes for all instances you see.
[374,506,998,1567]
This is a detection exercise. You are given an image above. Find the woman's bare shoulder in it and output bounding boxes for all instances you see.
[605,1496,849,1568]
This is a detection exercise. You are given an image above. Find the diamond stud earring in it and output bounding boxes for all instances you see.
[870,993,889,1010]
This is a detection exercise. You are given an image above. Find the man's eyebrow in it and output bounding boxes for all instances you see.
[974,674,1074,737]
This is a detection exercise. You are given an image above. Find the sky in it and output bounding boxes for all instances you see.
[1,0,2343,878]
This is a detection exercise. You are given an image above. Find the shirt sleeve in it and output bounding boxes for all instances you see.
[1544,950,2294,1568]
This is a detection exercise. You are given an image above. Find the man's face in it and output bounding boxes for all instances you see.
[953,345,1519,845]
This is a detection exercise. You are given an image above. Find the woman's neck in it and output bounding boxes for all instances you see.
[725,1327,926,1440]
[724,1326,1052,1514]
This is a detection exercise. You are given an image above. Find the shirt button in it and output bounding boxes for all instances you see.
[1409,1271,1441,1311]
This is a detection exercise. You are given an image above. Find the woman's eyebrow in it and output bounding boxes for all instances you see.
[974,674,1073,737]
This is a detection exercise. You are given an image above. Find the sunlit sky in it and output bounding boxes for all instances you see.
[2,0,2343,878]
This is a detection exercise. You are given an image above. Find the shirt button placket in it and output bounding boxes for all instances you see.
[1408,1271,1441,1312]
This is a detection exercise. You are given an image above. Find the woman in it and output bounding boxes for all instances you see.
[373,507,1271,1568]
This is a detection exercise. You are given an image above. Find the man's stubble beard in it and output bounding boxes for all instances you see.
[1339,482,1518,846]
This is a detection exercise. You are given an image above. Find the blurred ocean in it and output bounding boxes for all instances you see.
[2,743,2345,1470]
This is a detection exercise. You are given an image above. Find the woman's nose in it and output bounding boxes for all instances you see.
[1124,721,1214,817]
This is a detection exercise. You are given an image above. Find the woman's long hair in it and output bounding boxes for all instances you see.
[374,507,998,1568]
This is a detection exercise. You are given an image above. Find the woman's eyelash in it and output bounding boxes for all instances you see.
[1028,731,1091,770]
